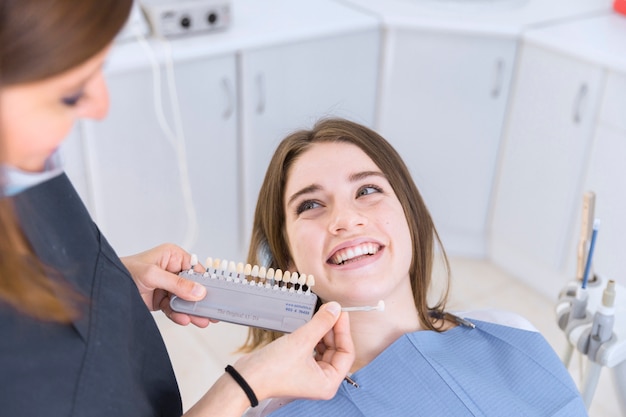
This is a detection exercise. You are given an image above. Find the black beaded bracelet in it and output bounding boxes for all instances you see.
[225,365,259,407]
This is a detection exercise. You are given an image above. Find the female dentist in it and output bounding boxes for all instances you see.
[0,0,353,415]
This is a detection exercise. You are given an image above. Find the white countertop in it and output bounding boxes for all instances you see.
[338,0,611,37]
[523,13,626,73]
[109,0,380,73]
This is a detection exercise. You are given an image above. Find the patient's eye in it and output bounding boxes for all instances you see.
[357,185,382,198]
[296,200,321,215]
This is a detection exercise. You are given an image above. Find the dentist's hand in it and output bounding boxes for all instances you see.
[120,243,213,327]
[184,302,354,417]
[234,302,354,400]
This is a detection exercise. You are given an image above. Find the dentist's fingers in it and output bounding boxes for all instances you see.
[235,302,355,402]
[158,291,215,328]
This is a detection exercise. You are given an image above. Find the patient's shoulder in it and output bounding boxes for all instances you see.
[452,309,537,332]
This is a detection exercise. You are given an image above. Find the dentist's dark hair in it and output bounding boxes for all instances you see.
[240,117,451,352]
[0,0,133,321]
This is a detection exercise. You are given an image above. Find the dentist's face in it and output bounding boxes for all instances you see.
[0,45,111,172]
[283,141,413,306]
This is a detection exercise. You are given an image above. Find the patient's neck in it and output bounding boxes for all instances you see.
[347,294,421,373]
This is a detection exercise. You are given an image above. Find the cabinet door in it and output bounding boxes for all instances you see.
[239,29,380,240]
[574,71,626,289]
[490,43,604,297]
[82,47,240,258]
[378,29,517,257]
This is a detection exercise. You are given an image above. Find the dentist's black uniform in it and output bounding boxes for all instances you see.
[0,174,182,416]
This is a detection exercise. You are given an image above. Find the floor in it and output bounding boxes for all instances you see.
[154,257,622,416]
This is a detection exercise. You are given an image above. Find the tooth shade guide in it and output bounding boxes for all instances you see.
[227,261,237,281]
[235,262,245,282]
[243,263,252,283]
[204,257,213,276]
[266,268,275,287]
[258,267,267,286]
[288,272,298,292]
[274,269,283,289]
[172,266,319,333]
[296,273,307,293]
[305,275,315,293]
[250,265,260,284]
[212,258,221,278]
[220,259,228,277]
[188,257,315,294]
[282,271,291,291]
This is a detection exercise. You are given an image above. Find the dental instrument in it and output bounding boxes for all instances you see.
[582,219,600,290]
[560,193,596,368]
[556,192,626,414]
[342,300,385,312]
[579,280,616,408]
[576,192,595,282]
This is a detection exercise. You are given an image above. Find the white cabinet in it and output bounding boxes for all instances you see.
[60,0,381,260]
[78,41,241,258]
[377,29,517,257]
[575,71,626,288]
[490,42,605,297]
[239,29,380,241]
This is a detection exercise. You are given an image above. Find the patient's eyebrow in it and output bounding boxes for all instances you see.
[287,184,321,206]
[349,170,386,182]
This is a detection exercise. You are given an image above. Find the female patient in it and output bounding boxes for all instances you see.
[241,118,587,416]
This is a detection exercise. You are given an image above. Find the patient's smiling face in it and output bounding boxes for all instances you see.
[283,141,413,307]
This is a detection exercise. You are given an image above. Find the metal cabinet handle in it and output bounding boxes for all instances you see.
[491,59,504,98]
[256,72,265,115]
[221,77,234,120]
[573,83,588,124]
